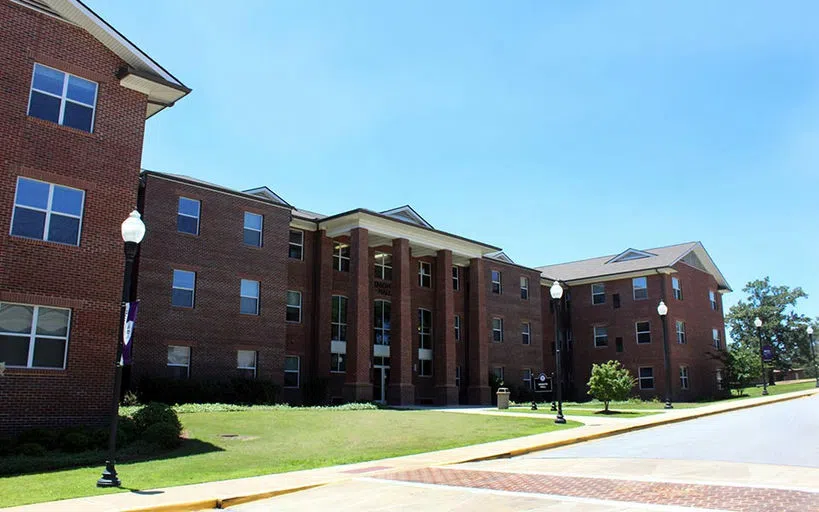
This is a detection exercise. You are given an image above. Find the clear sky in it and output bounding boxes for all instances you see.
[91,0,818,322]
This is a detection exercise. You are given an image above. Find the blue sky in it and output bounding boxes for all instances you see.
[93,1,818,321]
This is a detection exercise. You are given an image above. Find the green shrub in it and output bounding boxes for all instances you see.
[136,377,280,406]
[0,437,16,456]
[117,416,140,448]
[61,432,90,453]
[132,403,182,434]
[141,422,181,449]
[121,390,141,407]
[17,428,59,451]
[120,440,162,459]
[587,360,636,412]
[17,442,46,457]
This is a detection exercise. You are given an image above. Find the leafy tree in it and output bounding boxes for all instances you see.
[724,343,762,396]
[586,360,635,412]
[726,277,812,377]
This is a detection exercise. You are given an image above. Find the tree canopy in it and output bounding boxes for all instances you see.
[586,360,635,412]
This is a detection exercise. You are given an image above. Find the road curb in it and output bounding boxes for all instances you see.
[119,388,818,511]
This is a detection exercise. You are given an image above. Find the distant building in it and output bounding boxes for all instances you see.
[0,0,188,435]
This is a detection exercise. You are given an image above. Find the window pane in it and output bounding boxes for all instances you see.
[177,215,198,234]
[242,280,260,298]
[244,229,262,246]
[169,365,189,379]
[0,335,30,366]
[66,75,97,105]
[237,350,256,368]
[178,198,200,217]
[634,277,647,288]
[173,270,196,289]
[289,230,303,244]
[50,186,83,216]
[639,368,652,377]
[32,338,66,368]
[11,207,46,239]
[244,212,262,230]
[36,307,69,336]
[284,373,299,387]
[15,178,50,209]
[62,102,93,132]
[167,346,190,365]
[289,245,302,259]
[28,91,61,123]
[0,304,34,334]
[32,65,65,95]
[241,297,259,315]
[172,289,194,307]
[284,356,299,371]
[47,214,80,245]
[286,291,301,306]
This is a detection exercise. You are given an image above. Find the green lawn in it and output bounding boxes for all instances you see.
[504,407,658,418]
[527,380,817,411]
[0,409,579,508]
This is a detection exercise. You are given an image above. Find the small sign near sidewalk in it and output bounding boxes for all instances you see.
[535,372,553,392]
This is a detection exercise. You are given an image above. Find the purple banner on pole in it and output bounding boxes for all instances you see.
[762,345,773,363]
[122,301,139,365]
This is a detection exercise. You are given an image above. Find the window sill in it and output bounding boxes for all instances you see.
[9,234,80,249]
[5,367,67,376]
[176,231,200,238]
[26,116,99,139]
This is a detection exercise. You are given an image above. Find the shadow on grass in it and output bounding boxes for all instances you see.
[0,438,223,478]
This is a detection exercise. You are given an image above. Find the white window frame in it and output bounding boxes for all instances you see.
[680,366,689,390]
[712,328,721,349]
[522,368,532,389]
[243,212,263,247]
[284,355,300,388]
[331,295,348,341]
[455,365,461,387]
[632,277,648,300]
[177,197,200,235]
[492,366,504,382]
[709,290,717,310]
[333,242,350,271]
[286,290,302,323]
[240,279,260,315]
[172,269,196,308]
[10,177,85,246]
[676,320,686,344]
[374,299,391,346]
[594,326,608,347]
[520,276,529,299]
[419,357,433,377]
[639,367,654,390]
[492,317,504,342]
[330,352,346,373]
[288,229,303,259]
[374,252,392,280]
[418,308,433,350]
[454,315,461,341]
[491,270,502,294]
[591,283,605,305]
[635,321,651,344]
[237,349,257,378]
[419,261,432,287]
[522,322,531,345]
[28,63,98,132]
[452,266,460,291]
[0,303,71,369]
[167,345,191,378]
[672,277,683,300]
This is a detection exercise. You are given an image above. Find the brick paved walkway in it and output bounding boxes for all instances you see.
[376,468,819,511]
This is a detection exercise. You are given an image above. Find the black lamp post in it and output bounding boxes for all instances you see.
[550,280,566,424]
[657,301,673,409]
[808,326,818,388]
[754,316,768,396]
[97,211,146,488]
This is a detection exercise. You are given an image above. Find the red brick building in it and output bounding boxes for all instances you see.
[131,173,731,406]
[0,0,187,435]
[538,244,732,402]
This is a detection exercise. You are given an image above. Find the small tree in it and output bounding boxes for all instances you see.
[587,360,636,412]
[725,343,762,396]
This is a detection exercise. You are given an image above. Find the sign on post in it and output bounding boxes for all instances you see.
[762,345,773,363]
[535,372,553,392]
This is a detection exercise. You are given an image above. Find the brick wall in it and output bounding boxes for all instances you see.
[0,0,148,435]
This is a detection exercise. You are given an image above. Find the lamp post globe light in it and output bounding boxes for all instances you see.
[657,301,672,409]
[550,280,566,424]
[808,326,818,388]
[754,316,768,396]
[97,211,145,488]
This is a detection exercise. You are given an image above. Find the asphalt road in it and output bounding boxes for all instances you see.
[526,393,819,467]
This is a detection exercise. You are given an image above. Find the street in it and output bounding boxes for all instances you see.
[229,395,819,511]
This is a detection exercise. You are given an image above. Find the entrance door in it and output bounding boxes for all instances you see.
[373,357,391,403]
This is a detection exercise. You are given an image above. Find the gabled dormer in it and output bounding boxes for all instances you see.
[243,187,291,208]
[486,251,515,264]
[380,205,433,229]
[606,248,656,264]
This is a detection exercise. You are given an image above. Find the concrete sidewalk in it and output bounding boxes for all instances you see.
[6,387,818,512]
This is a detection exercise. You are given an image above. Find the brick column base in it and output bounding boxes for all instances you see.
[467,385,491,405]
[435,384,459,405]
[388,383,415,405]
[343,382,373,403]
